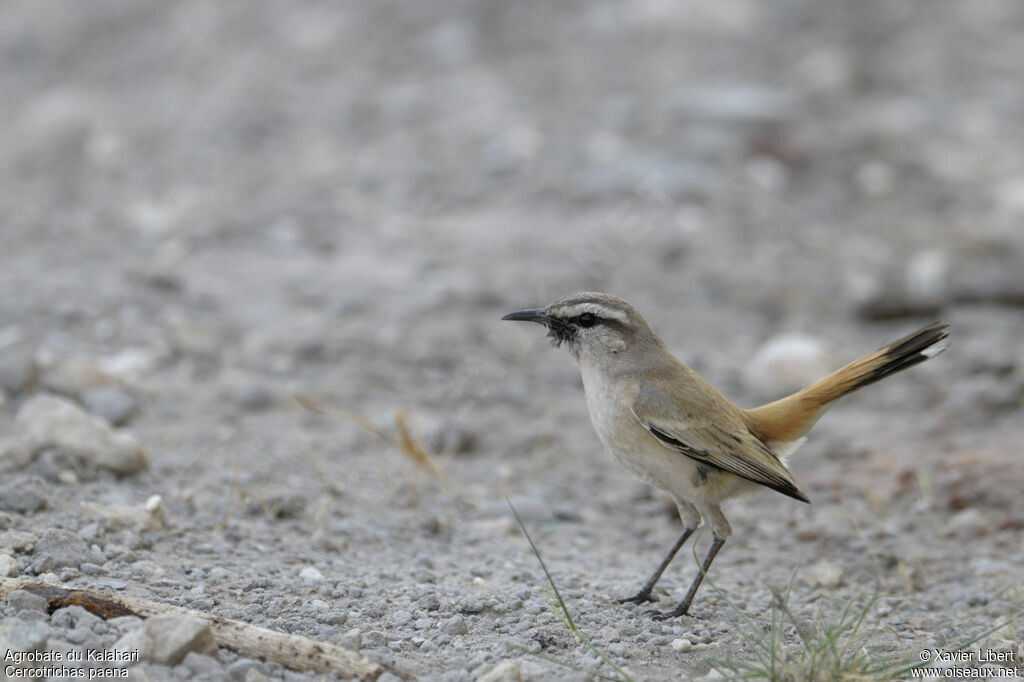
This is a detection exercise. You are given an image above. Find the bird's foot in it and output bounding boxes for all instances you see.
[618,590,657,605]
[645,603,690,620]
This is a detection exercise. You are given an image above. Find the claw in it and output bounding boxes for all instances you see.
[618,591,657,605]
[646,606,689,620]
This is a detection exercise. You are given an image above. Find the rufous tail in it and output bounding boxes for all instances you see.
[742,322,950,444]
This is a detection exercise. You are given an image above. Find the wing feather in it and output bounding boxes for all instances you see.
[631,384,810,503]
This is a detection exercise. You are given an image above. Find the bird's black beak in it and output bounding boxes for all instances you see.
[501,308,551,325]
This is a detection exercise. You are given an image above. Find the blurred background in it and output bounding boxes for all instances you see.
[1,0,1022,678]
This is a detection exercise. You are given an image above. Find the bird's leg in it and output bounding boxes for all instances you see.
[648,534,726,619]
[618,527,695,604]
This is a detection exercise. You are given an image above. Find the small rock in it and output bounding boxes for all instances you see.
[83,495,168,533]
[181,651,223,678]
[0,437,33,473]
[944,508,988,538]
[332,627,362,650]
[0,476,48,513]
[79,522,101,541]
[107,615,144,633]
[110,628,144,666]
[298,566,324,582]
[139,613,215,665]
[30,527,106,572]
[0,530,38,552]
[244,668,271,682]
[746,334,832,394]
[37,355,116,396]
[440,614,469,635]
[805,560,844,589]
[7,589,49,614]
[362,630,386,648]
[476,661,523,682]
[456,598,485,614]
[226,658,259,681]
[81,386,137,426]
[51,605,104,632]
[15,393,148,474]
[670,637,694,652]
[0,554,18,577]
[390,610,413,627]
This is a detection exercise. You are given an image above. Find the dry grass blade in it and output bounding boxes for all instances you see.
[294,392,393,441]
[293,393,465,503]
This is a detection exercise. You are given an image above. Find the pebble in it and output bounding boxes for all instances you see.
[51,605,105,634]
[7,589,49,614]
[390,610,413,627]
[81,386,138,426]
[805,560,844,589]
[15,393,149,474]
[670,637,694,652]
[137,613,215,665]
[0,476,48,513]
[476,661,524,682]
[440,614,469,635]
[745,334,832,394]
[226,658,260,681]
[181,651,224,678]
[944,508,988,538]
[0,530,38,552]
[298,566,324,582]
[0,554,18,577]
[362,630,386,648]
[30,527,106,572]
[332,627,362,650]
[0,437,33,473]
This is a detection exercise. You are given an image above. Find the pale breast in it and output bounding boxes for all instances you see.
[579,364,698,491]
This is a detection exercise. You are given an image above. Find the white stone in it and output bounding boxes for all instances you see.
[15,393,148,474]
[670,637,694,652]
[139,614,214,665]
[299,566,324,582]
[745,334,832,394]
[805,560,844,589]
[0,554,18,577]
[476,661,524,682]
[944,508,988,538]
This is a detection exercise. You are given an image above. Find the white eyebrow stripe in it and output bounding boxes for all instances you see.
[557,303,629,324]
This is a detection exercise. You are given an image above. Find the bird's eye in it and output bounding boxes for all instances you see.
[578,312,597,328]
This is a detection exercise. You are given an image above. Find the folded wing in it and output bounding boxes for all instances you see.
[632,383,810,503]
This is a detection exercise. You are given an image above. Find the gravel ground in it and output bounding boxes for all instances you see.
[1,1,1023,680]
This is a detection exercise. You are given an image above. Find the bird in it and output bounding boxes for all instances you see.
[502,292,949,618]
